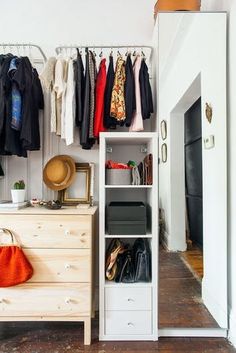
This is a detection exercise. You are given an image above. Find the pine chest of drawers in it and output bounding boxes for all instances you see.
[0,206,97,345]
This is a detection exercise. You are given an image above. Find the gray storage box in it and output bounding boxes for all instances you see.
[107,202,147,235]
[106,169,131,185]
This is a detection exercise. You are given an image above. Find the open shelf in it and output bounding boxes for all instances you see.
[105,185,153,189]
[105,232,152,238]
[105,281,153,288]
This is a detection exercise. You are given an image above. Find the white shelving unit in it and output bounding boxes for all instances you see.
[99,132,158,341]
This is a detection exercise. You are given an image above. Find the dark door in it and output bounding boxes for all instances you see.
[185,98,203,249]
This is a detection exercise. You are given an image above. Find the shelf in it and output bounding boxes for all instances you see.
[105,185,153,189]
[105,281,153,288]
[105,232,152,238]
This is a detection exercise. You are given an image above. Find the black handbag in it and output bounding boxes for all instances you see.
[115,250,135,283]
[133,238,151,282]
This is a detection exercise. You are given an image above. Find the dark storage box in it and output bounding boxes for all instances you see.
[107,202,147,235]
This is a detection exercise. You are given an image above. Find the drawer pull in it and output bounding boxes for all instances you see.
[127,322,134,327]
[0,298,5,304]
[127,298,134,302]
[65,298,71,304]
[33,234,39,237]
[80,239,86,243]
[64,264,71,270]
[81,232,86,237]
[64,230,71,236]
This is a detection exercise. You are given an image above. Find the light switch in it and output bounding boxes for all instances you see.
[204,135,215,149]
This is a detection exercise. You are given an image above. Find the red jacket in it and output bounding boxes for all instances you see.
[94,58,107,138]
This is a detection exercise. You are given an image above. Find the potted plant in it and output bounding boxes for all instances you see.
[11,180,26,203]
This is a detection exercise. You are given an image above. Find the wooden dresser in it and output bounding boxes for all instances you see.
[0,206,97,345]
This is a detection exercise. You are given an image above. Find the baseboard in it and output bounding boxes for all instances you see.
[229,309,236,347]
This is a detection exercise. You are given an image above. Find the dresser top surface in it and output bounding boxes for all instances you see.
[0,206,98,215]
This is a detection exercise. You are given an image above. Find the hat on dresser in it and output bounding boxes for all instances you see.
[43,155,76,191]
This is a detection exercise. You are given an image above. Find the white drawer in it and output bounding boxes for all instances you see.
[0,283,90,317]
[105,310,152,335]
[25,249,91,283]
[0,215,91,249]
[105,287,152,311]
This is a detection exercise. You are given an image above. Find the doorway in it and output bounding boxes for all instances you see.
[183,98,203,280]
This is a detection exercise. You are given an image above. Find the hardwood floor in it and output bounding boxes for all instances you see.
[159,248,217,327]
[0,248,234,352]
[181,245,204,279]
[0,320,235,353]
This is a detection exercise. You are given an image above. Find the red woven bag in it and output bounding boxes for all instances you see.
[0,228,33,287]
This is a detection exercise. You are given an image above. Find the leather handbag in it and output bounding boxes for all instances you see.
[115,250,135,283]
[105,239,126,281]
[0,228,33,287]
[133,238,151,282]
[144,154,153,185]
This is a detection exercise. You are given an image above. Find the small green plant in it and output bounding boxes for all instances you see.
[13,180,25,190]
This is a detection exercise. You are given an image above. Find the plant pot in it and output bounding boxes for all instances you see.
[11,189,26,203]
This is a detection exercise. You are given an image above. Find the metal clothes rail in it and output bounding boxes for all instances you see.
[0,43,47,63]
[55,44,153,55]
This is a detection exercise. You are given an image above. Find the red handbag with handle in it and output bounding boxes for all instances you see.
[0,228,33,287]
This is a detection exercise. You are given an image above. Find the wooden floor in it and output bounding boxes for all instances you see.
[181,245,204,280]
[159,247,217,328]
[0,249,234,352]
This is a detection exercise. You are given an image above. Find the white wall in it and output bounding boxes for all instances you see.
[0,0,154,202]
[156,12,227,328]
[201,0,236,347]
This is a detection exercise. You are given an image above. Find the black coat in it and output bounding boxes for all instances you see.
[125,54,136,127]
[74,49,85,127]
[139,59,153,120]
[80,49,95,149]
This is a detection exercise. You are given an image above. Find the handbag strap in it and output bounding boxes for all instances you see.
[0,228,18,246]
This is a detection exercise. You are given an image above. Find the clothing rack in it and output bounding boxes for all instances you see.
[55,45,153,55]
[0,43,47,63]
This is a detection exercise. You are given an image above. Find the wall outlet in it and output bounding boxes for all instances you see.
[204,135,215,149]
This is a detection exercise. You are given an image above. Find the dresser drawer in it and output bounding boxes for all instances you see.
[0,215,91,248]
[0,283,90,317]
[105,287,152,311]
[25,249,91,283]
[105,310,152,335]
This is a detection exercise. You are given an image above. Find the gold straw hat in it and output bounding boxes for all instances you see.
[43,155,76,191]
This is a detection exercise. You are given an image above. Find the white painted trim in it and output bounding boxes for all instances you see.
[229,309,236,346]
[99,334,158,341]
[159,328,228,338]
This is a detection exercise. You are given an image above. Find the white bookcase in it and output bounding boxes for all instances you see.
[99,132,158,341]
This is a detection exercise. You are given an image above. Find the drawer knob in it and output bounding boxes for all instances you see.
[65,230,71,236]
[65,298,71,304]
[0,298,5,304]
[127,322,134,327]
[33,234,39,237]
[81,232,86,237]
[64,263,71,270]
[127,298,134,302]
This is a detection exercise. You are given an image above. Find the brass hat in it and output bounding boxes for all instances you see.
[43,155,76,191]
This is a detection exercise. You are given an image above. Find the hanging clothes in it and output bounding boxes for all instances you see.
[54,56,67,136]
[110,55,126,122]
[129,55,144,132]
[39,56,57,133]
[104,55,116,129]
[74,49,85,127]
[14,57,44,151]
[124,54,136,127]
[64,58,75,146]
[139,59,153,120]
[88,51,97,139]
[94,58,106,138]
[8,57,22,131]
[80,49,95,150]
[0,55,44,156]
